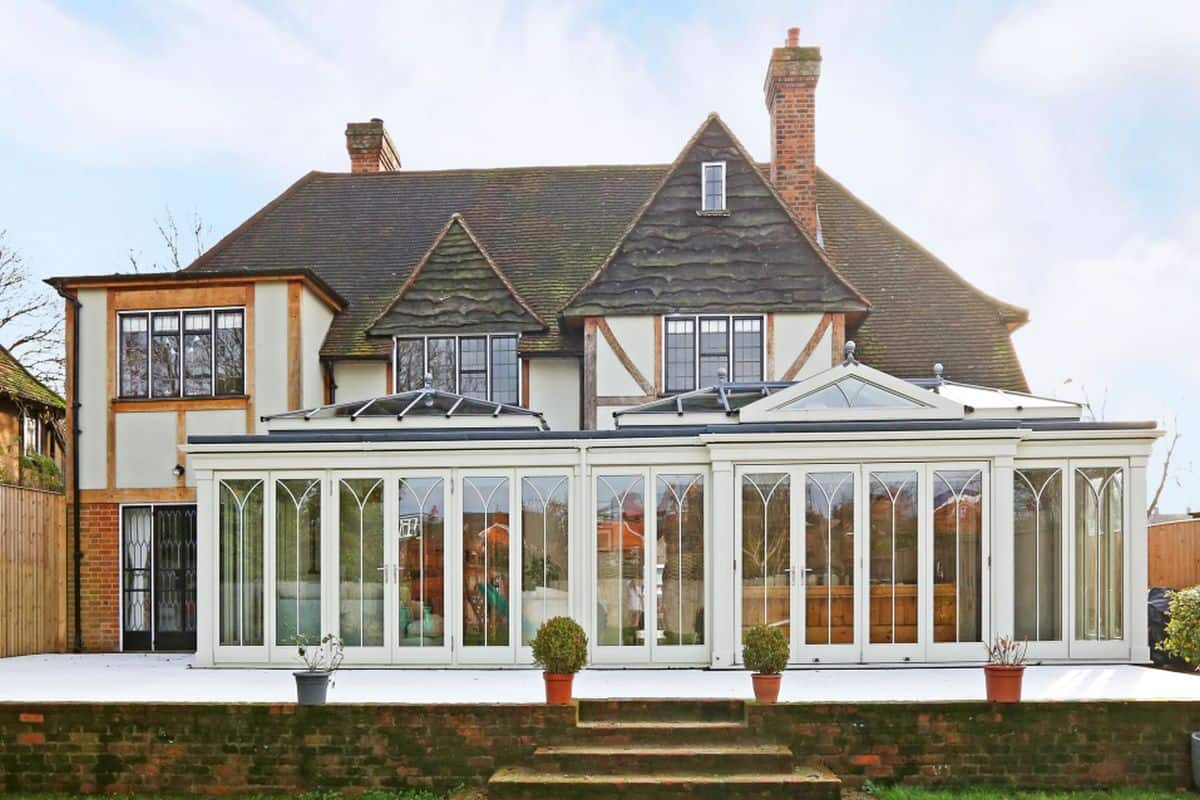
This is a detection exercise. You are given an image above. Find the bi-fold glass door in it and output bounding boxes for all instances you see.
[593,468,708,664]
[738,462,989,665]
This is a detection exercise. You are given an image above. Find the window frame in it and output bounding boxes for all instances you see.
[661,314,764,393]
[700,161,727,212]
[117,306,246,400]
[22,414,40,456]
[392,333,522,404]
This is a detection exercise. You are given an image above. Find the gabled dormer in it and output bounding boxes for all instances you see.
[369,214,546,402]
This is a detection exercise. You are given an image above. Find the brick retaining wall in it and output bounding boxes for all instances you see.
[1,701,1196,793]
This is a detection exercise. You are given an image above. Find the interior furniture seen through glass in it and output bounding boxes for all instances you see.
[1014,468,1063,641]
[338,478,385,648]
[218,479,264,647]
[462,477,511,647]
[397,477,446,648]
[932,470,983,643]
[596,475,645,647]
[521,476,569,646]
[805,472,855,645]
[655,474,705,646]
[868,471,918,645]
[1075,467,1123,641]
[275,478,321,645]
[741,473,790,644]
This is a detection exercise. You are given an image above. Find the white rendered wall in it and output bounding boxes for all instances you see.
[300,287,334,408]
[601,316,655,391]
[253,282,288,430]
[529,357,580,431]
[114,411,177,488]
[773,312,830,379]
[333,360,388,403]
[76,288,108,489]
[184,409,247,486]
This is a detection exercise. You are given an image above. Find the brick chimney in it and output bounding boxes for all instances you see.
[345,118,401,173]
[764,27,821,238]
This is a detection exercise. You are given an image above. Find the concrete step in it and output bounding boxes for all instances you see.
[488,765,841,800]
[572,719,756,746]
[577,699,746,725]
[533,743,795,775]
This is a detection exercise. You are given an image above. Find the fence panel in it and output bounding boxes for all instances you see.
[0,483,66,658]
[1149,519,1200,590]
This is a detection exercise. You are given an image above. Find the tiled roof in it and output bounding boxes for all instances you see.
[182,145,1027,389]
[0,345,64,410]
[187,165,667,356]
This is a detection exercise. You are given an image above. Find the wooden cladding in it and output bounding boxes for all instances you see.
[1149,519,1200,589]
[0,485,66,658]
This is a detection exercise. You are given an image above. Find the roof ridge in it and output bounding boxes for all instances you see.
[816,168,1028,325]
[308,163,672,179]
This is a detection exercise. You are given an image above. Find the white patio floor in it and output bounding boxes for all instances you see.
[1,654,1198,704]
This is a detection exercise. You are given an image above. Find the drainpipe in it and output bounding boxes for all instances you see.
[53,286,83,653]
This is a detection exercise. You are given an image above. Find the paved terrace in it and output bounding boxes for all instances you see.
[1,654,1197,703]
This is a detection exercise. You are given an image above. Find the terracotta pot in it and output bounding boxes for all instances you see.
[543,672,575,705]
[984,664,1025,703]
[752,672,782,704]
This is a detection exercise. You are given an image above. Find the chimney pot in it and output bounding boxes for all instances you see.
[786,27,800,47]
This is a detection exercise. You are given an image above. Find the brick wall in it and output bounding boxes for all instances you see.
[1,701,1195,794]
[754,701,1199,790]
[76,502,119,652]
[0,703,574,794]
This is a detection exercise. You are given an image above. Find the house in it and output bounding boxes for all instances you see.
[48,30,1156,667]
[0,344,65,489]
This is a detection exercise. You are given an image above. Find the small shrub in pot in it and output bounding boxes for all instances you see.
[743,624,788,703]
[531,616,588,704]
[290,633,344,705]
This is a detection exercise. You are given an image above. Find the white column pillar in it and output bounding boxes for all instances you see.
[194,470,214,667]
[710,459,737,669]
[991,456,1015,641]
[1129,455,1150,662]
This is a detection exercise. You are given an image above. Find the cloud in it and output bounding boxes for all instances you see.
[979,0,1200,94]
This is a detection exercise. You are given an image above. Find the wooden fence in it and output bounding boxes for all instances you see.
[1149,518,1200,589]
[0,483,66,658]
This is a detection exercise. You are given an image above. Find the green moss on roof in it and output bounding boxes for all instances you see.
[0,345,64,409]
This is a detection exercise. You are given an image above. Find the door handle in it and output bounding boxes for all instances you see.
[376,565,390,584]
[784,566,796,587]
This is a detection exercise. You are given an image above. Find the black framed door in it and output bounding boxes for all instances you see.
[122,505,197,651]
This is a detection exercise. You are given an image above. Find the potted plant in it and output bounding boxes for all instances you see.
[290,633,344,706]
[743,624,788,703]
[1156,586,1200,788]
[530,616,588,705]
[983,635,1028,703]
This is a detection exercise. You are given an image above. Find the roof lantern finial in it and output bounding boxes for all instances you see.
[933,362,944,385]
[717,366,728,385]
[842,340,857,366]
[423,372,433,390]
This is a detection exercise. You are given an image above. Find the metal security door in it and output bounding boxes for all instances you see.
[152,506,198,651]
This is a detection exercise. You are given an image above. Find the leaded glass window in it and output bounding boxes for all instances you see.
[182,311,213,397]
[698,318,729,387]
[665,318,696,393]
[120,307,244,399]
[459,337,488,399]
[393,334,519,402]
[394,338,425,391]
[214,310,244,396]
[119,313,149,398]
[732,317,763,382]
[664,314,764,392]
[151,312,181,398]
[428,337,456,393]
[490,335,519,405]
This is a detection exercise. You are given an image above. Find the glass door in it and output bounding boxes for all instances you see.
[927,465,988,660]
[737,469,796,662]
[393,473,451,663]
[652,472,707,663]
[796,468,860,663]
[518,472,572,662]
[458,472,517,663]
[333,473,389,663]
[1069,461,1128,660]
[862,466,925,662]
[594,471,650,663]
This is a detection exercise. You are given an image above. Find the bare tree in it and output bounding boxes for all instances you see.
[0,231,64,391]
[127,207,209,273]
[1148,415,1185,520]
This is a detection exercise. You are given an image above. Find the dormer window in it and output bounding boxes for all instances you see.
[701,161,726,212]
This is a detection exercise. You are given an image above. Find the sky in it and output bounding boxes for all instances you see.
[0,0,1197,510]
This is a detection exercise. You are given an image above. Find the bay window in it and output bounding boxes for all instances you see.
[118,308,244,399]
[664,315,763,392]
[393,334,520,404]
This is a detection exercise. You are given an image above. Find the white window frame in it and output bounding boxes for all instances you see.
[391,333,521,404]
[661,314,765,393]
[116,306,246,400]
[700,161,727,212]
[22,414,39,456]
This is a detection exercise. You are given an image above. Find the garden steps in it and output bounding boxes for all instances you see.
[487,699,842,799]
